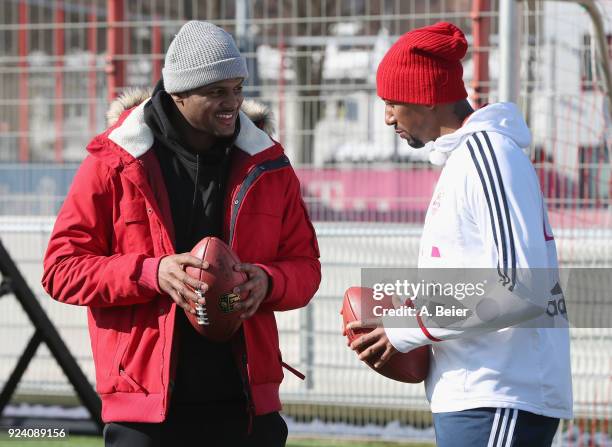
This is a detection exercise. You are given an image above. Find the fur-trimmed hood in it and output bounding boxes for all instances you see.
[103,88,279,162]
[106,87,275,135]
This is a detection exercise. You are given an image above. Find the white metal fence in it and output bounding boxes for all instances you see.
[1,217,611,418]
[1,0,612,442]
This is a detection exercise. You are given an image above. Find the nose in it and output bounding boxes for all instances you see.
[384,105,396,126]
[222,91,242,109]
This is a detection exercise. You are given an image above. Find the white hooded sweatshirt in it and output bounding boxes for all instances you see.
[384,103,573,418]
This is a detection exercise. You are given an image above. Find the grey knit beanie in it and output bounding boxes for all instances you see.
[162,21,248,94]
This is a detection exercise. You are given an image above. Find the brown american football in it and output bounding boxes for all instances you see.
[185,237,248,342]
[341,286,430,383]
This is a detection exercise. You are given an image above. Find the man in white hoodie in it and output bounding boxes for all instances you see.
[348,22,572,446]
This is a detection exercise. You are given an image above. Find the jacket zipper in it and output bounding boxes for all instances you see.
[227,155,291,424]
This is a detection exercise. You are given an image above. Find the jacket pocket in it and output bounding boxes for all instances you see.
[90,307,133,394]
[117,199,154,253]
[94,330,127,395]
[110,324,133,386]
[110,331,128,377]
[105,306,133,377]
[120,199,148,224]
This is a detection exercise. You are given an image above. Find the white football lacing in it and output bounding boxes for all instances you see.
[194,289,209,326]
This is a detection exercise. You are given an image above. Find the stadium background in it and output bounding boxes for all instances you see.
[0,0,610,445]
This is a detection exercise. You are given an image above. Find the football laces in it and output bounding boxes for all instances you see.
[194,289,209,326]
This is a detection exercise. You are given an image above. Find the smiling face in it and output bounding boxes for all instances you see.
[171,78,244,137]
[384,100,440,148]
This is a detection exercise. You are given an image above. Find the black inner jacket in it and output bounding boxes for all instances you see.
[143,79,246,420]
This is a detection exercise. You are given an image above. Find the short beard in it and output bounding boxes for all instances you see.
[406,137,425,148]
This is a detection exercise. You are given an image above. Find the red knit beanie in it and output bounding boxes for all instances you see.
[376,22,468,105]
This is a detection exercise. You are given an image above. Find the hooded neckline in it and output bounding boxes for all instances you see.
[428,102,532,166]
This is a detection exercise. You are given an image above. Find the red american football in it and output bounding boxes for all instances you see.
[185,237,248,342]
[341,286,430,383]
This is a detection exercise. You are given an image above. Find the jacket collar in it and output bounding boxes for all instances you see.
[106,100,276,160]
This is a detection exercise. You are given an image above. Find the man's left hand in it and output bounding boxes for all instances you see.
[348,322,399,369]
[233,263,270,319]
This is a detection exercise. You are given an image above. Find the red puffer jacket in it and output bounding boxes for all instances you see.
[41,99,321,423]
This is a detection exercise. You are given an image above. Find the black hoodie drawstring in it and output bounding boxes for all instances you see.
[187,153,201,237]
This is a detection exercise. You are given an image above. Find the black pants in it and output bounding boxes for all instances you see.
[103,412,287,447]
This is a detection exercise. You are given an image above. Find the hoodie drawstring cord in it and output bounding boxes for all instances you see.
[187,154,201,237]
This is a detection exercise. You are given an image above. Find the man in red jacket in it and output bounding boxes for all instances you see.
[42,21,320,447]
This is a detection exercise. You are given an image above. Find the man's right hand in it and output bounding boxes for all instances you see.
[158,253,209,313]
